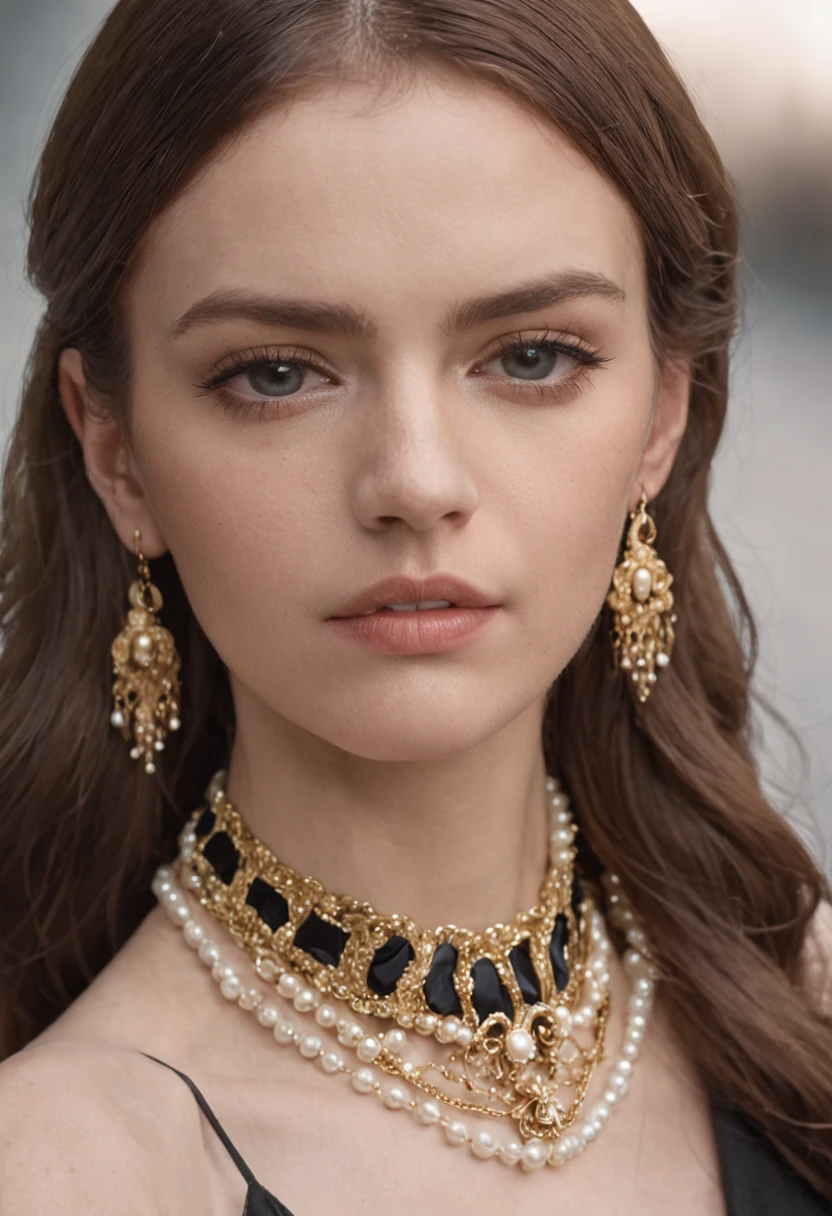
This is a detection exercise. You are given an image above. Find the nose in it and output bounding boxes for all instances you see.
[349,383,480,534]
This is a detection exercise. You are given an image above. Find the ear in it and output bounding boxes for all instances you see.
[631,351,691,511]
[58,347,168,557]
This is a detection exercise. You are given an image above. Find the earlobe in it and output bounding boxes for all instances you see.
[56,347,168,557]
[633,352,691,507]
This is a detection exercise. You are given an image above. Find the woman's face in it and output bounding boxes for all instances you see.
[74,67,688,761]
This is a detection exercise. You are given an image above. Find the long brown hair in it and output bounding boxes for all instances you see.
[1,0,830,1191]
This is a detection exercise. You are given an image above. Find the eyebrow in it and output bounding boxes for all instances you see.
[167,268,625,343]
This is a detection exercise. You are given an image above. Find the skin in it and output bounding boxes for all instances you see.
[0,67,731,1214]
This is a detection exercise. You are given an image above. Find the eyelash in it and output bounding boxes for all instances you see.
[192,331,610,421]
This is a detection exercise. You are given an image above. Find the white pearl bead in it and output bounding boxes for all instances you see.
[549,1142,569,1167]
[580,1121,597,1143]
[521,1141,549,1171]
[198,941,221,967]
[436,1016,461,1044]
[444,1121,468,1146]
[505,1029,536,1063]
[212,961,235,983]
[256,1003,280,1028]
[220,974,242,1001]
[315,1004,337,1028]
[256,958,279,982]
[183,920,204,948]
[414,1099,441,1125]
[320,1052,343,1075]
[337,1022,364,1048]
[414,1014,437,1036]
[277,973,300,998]
[299,1034,322,1059]
[455,1026,473,1048]
[471,1132,497,1159]
[385,1028,407,1051]
[293,989,316,1013]
[110,709,125,728]
[171,902,190,924]
[617,1059,634,1077]
[238,988,262,1012]
[273,1022,296,1046]
[552,1134,580,1165]
[497,1141,523,1166]
[589,1102,610,1125]
[357,1036,382,1063]
[622,1041,639,1060]
[352,1067,376,1094]
[383,1086,408,1110]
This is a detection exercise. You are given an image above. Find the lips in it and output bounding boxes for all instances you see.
[330,574,499,619]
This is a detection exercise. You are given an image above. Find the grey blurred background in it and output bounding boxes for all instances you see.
[1,1,830,869]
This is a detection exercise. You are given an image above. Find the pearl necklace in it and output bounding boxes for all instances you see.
[151,783,655,1172]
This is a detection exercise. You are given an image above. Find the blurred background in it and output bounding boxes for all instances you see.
[1,1,830,868]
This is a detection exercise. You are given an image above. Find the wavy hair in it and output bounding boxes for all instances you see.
[1,0,830,1193]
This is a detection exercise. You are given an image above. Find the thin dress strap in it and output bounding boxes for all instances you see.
[140,1051,257,1186]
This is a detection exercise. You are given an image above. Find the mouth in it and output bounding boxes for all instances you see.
[358,600,456,615]
[330,574,499,620]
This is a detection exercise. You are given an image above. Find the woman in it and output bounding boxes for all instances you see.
[0,0,829,1211]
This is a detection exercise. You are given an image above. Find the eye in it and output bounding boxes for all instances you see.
[192,345,336,419]
[474,331,608,402]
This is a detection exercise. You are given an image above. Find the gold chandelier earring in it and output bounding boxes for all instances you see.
[110,527,182,773]
[606,488,677,703]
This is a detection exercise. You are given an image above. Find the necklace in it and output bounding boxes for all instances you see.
[154,771,655,1172]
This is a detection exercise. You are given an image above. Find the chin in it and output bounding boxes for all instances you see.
[300,689,537,762]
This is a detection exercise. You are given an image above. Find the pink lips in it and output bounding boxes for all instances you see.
[327,574,502,655]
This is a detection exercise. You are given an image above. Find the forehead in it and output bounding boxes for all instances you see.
[132,70,645,335]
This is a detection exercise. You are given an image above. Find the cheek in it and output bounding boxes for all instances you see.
[134,412,331,675]
[500,397,649,665]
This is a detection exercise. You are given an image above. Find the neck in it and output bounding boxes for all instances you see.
[224,685,551,929]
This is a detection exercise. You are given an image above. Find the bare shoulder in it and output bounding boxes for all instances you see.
[0,1038,209,1213]
[802,898,832,1017]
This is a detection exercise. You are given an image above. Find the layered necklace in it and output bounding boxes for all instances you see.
[153,770,655,1173]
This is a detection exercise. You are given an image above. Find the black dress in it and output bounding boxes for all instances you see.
[139,1052,832,1215]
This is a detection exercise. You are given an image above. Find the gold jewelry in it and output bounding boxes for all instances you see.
[110,528,182,773]
[155,773,657,1172]
[606,488,676,703]
[175,773,610,1145]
